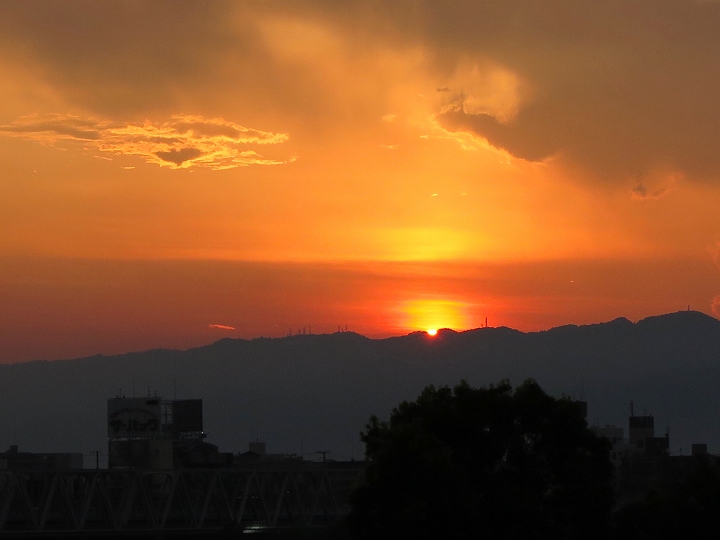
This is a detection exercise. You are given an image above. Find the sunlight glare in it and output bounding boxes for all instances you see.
[402,299,469,333]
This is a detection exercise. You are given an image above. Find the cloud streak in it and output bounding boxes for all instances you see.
[0,114,289,170]
[208,324,236,331]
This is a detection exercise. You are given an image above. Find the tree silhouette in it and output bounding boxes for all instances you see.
[349,380,613,540]
[614,457,720,540]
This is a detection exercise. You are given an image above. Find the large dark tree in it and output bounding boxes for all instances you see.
[614,458,720,540]
[349,380,614,540]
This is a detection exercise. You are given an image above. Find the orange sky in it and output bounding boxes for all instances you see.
[1,1,720,362]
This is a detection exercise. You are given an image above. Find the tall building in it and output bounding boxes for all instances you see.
[107,396,228,469]
[591,425,626,468]
[628,415,655,452]
[628,413,669,456]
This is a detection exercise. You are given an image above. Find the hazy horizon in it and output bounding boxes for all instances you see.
[4,304,715,365]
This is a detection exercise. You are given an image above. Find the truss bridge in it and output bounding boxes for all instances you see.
[0,464,365,537]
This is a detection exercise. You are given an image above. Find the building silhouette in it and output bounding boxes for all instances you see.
[107,396,232,469]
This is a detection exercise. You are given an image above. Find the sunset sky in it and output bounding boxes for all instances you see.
[1,0,720,363]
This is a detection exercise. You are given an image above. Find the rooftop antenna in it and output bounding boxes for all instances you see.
[485,316,488,328]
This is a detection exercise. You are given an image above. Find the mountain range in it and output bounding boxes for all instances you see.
[1,310,719,463]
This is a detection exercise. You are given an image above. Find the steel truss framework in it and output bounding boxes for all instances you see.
[0,466,364,535]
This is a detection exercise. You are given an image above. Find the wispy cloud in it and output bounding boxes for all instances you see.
[0,114,289,170]
[630,183,670,201]
[208,323,236,331]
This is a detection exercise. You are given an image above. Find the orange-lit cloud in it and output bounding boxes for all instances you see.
[3,2,720,181]
[0,114,289,170]
[208,324,236,331]
[300,0,720,181]
[1,0,720,364]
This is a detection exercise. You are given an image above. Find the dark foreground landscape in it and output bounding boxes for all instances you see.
[1,310,720,538]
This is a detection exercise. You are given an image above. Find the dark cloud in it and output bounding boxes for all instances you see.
[632,184,648,198]
[0,0,243,115]
[440,108,560,163]
[155,148,204,166]
[4,1,720,181]
[305,0,720,181]
[629,183,669,200]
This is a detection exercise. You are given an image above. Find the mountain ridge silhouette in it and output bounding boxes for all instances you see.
[1,310,718,461]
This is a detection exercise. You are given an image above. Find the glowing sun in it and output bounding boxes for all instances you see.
[401,299,468,334]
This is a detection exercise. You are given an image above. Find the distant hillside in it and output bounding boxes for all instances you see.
[1,310,719,462]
